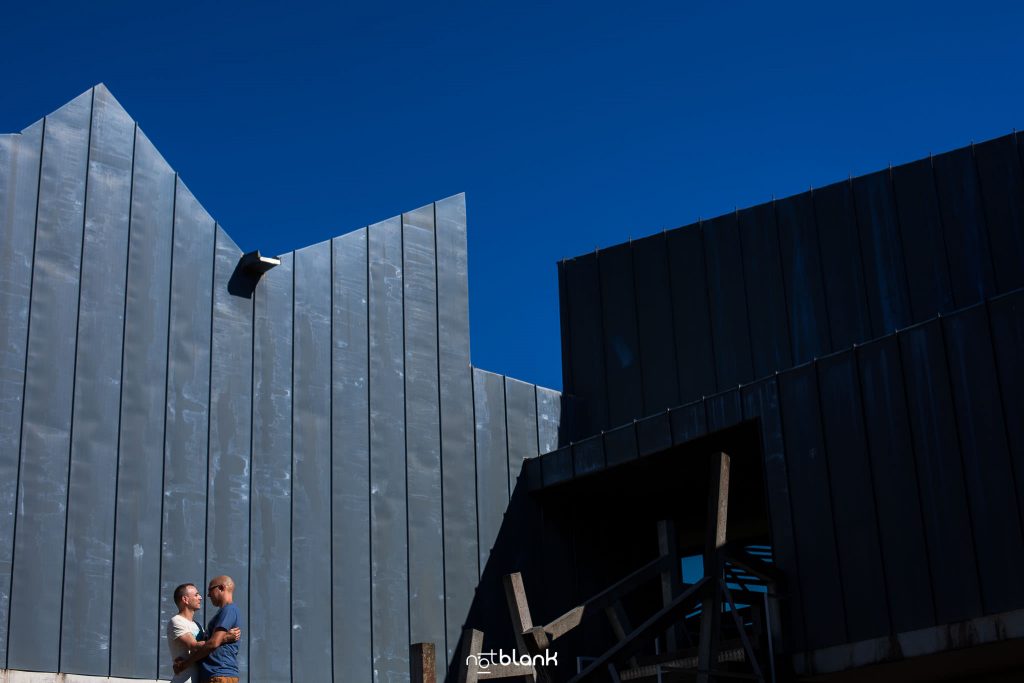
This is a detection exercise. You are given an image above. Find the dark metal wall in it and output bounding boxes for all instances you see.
[560,132,1024,438]
[0,86,564,681]
[529,287,1024,654]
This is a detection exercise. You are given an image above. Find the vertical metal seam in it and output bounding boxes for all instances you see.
[850,348,896,634]
[470,366,480,579]
[431,203,449,665]
[807,190,835,354]
[935,316,986,611]
[927,155,957,312]
[58,86,96,670]
[6,114,46,671]
[503,375,512,500]
[328,239,335,681]
[202,223,217,629]
[885,166,916,327]
[981,298,1024,537]
[967,143,999,296]
[810,361,852,643]
[660,232,683,406]
[401,215,412,654]
[626,240,648,416]
[733,210,757,383]
[107,120,139,676]
[772,199,797,365]
[364,228,373,679]
[533,386,542,456]
[892,330,942,625]
[155,172,179,677]
[698,220,721,392]
[770,376,812,649]
[247,242,257,678]
[847,177,878,337]
[290,247,296,681]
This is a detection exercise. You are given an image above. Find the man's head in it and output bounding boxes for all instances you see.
[207,575,235,607]
[173,583,202,612]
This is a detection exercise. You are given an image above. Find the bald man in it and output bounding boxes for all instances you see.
[174,576,243,683]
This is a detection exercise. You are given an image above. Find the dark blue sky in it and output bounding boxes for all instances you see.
[3,1,1022,390]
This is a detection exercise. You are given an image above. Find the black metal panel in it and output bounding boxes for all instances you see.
[636,412,672,457]
[402,205,445,671]
[666,225,717,403]
[158,179,215,676]
[330,230,369,682]
[436,194,477,661]
[8,89,91,673]
[816,353,889,642]
[851,169,913,337]
[988,290,1024,536]
[292,241,333,679]
[207,227,252,673]
[898,320,982,624]
[703,213,754,389]
[632,233,680,413]
[777,366,846,649]
[603,424,636,468]
[741,378,804,652]
[542,447,573,487]
[942,304,1024,614]
[563,255,608,436]
[505,377,538,493]
[474,369,509,573]
[706,389,742,433]
[738,202,792,377]
[776,192,831,363]
[974,135,1024,292]
[573,434,606,475]
[109,127,174,679]
[0,119,42,670]
[890,158,955,318]
[812,180,872,350]
[932,147,996,308]
[368,216,409,680]
[599,242,644,426]
[670,400,707,445]
[535,386,562,455]
[60,86,134,675]
[856,336,935,634]
[250,253,293,683]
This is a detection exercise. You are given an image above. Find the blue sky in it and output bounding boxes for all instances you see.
[2,1,1022,390]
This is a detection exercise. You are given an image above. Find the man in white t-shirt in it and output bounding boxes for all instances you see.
[167,583,241,683]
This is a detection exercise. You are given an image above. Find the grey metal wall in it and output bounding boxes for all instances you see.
[560,132,1024,438]
[528,286,1024,654]
[0,86,563,682]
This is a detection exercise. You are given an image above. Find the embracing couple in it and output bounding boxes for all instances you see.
[166,575,243,683]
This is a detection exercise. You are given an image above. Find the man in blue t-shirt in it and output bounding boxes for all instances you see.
[197,575,242,682]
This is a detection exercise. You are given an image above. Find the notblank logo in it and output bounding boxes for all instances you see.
[466,648,558,674]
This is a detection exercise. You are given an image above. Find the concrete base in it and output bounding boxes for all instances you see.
[0,672,164,683]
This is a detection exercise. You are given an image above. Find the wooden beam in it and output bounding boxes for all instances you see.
[705,452,731,565]
[411,642,436,683]
[458,629,485,683]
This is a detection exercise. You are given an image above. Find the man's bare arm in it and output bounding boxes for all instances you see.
[172,628,241,674]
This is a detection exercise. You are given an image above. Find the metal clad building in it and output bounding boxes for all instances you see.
[0,86,564,682]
